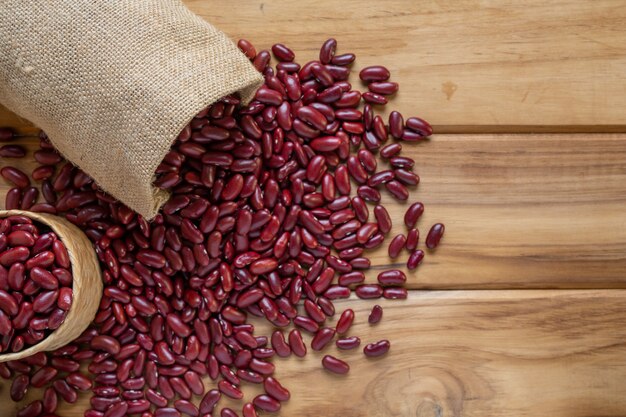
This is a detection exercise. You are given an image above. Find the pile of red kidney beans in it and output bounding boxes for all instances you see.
[0,216,73,354]
[0,38,443,417]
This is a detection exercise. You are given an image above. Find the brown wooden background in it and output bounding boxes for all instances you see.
[2,1,626,416]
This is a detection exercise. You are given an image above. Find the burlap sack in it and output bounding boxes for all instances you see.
[0,0,263,219]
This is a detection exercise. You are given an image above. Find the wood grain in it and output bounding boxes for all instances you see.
[1,290,625,417]
[183,0,626,132]
[2,0,626,133]
[3,134,626,289]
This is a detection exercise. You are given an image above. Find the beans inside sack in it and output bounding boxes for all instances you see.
[0,38,444,417]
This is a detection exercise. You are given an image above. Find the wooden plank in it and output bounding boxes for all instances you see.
[2,134,626,289]
[180,0,626,132]
[2,290,626,416]
[2,0,626,133]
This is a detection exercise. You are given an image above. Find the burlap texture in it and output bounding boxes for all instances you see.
[0,0,263,219]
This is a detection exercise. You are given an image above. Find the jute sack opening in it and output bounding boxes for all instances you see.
[0,210,102,362]
[0,0,263,219]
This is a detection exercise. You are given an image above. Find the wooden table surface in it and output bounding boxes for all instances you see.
[2,1,626,416]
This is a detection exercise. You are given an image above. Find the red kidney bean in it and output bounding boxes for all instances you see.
[0,246,30,266]
[253,394,281,412]
[359,65,390,82]
[405,228,419,251]
[426,223,445,249]
[387,234,406,258]
[272,43,295,62]
[357,149,376,172]
[385,180,409,200]
[103,402,128,417]
[297,107,328,131]
[394,168,420,186]
[357,185,381,202]
[91,335,121,355]
[336,336,361,350]
[356,284,383,299]
[407,250,425,270]
[335,309,354,335]
[199,389,221,414]
[16,401,43,417]
[362,92,388,105]
[221,408,238,417]
[42,387,58,413]
[219,380,243,399]
[174,399,200,417]
[155,408,182,417]
[1,167,30,188]
[404,202,425,228]
[264,376,290,401]
[383,287,408,299]
[364,339,391,357]
[53,379,78,403]
[321,355,350,374]
[0,144,26,158]
[310,327,335,351]
[238,39,256,59]
[271,330,291,357]
[405,116,433,136]
[288,329,306,357]
[5,187,21,209]
[368,81,399,95]
[319,38,337,64]
[10,374,29,401]
[368,305,383,324]
[378,270,407,285]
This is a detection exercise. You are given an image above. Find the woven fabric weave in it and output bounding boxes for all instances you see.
[0,0,263,218]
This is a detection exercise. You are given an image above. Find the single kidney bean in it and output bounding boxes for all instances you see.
[426,223,445,249]
[199,389,221,414]
[253,394,281,412]
[368,81,399,95]
[406,228,419,251]
[288,329,306,357]
[405,202,425,228]
[322,355,350,374]
[388,234,406,258]
[336,336,361,350]
[272,43,295,62]
[359,65,390,82]
[378,270,407,285]
[355,284,383,299]
[395,168,420,186]
[311,327,335,351]
[364,340,391,357]
[1,167,30,188]
[406,116,433,136]
[154,408,181,417]
[238,39,256,59]
[369,305,383,324]
[335,309,354,335]
[407,250,425,270]
[264,376,290,401]
[384,287,408,299]
[362,92,388,105]
[385,180,409,200]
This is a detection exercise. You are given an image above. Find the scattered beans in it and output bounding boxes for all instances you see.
[0,37,445,417]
